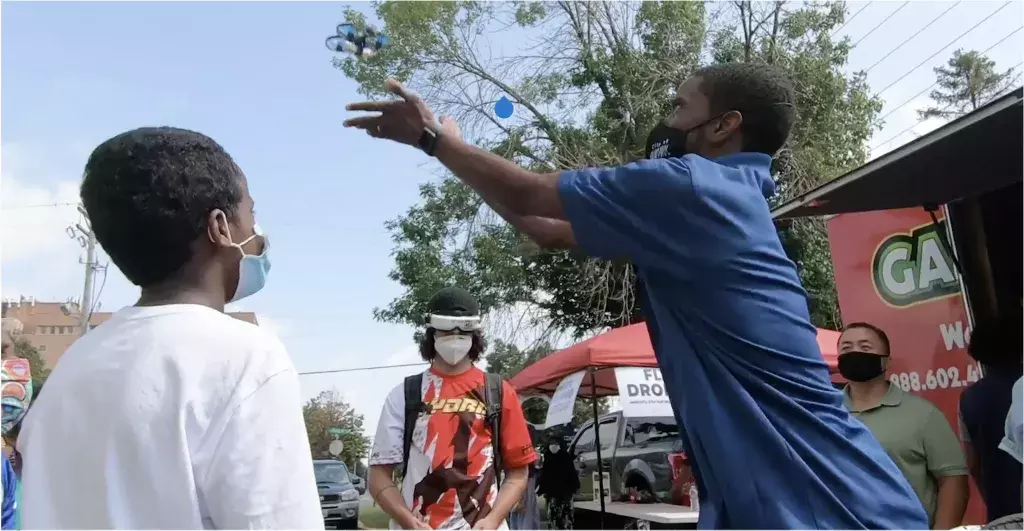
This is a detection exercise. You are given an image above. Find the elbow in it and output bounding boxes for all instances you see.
[531,232,564,250]
[367,465,394,498]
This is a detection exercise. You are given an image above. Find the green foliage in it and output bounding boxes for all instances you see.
[341,0,882,348]
[918,49,1018,119]
[13,338,50,391]
[303,390,371,464]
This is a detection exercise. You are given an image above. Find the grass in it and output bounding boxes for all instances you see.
[359,504,392,530]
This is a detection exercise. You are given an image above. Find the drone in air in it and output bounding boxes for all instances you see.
[326,23,390,59]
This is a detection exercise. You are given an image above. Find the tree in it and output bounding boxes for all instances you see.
[919,49,1017,120]
[12,338,50,391]
[341,0,880,346]
[303,390,371,465]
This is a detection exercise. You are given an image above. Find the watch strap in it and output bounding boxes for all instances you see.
[418,128,439,156]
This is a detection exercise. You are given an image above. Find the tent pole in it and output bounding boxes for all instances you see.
[590,367,605,529]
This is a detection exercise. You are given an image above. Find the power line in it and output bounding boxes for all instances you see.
[870,72,1022,152]
[872,26,1022,127]
[832,1,873,37]
[850,1,909,49]
[872,1,1013,98]
[863,1,961,74]
[298,362,429,376]
[2,202,78,211]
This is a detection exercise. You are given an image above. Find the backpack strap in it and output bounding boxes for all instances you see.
[484,372,504,485]
[402,373,425,475]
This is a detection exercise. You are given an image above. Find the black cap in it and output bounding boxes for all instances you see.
[427,286,480,317]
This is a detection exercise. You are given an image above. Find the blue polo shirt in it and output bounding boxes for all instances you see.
[557,153,928,529]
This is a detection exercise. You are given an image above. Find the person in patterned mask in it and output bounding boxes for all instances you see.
[2,355,32,530]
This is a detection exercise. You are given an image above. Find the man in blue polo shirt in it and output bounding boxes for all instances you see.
[344,63,927,528]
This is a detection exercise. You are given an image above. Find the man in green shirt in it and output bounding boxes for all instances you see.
[838,322,970,529]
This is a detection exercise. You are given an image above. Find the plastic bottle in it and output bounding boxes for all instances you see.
[688,484,699,512]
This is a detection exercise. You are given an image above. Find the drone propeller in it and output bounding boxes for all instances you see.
[336,23,356,41]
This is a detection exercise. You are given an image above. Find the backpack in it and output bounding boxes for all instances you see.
[402,372,505,484]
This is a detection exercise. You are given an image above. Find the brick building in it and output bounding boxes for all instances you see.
[1,297,258,369]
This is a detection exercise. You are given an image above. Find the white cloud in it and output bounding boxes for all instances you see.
[1,144,83,263]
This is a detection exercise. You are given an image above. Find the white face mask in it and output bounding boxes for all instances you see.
[549,444,561,454]
[435,335,473,365]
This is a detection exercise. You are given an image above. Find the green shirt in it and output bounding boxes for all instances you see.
[844,383,968,526]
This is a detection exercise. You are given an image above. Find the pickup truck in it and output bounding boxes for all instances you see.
[568,412,683,503]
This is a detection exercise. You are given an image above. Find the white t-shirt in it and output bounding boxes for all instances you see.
[18,304,324,529]
[999,375,1023,463]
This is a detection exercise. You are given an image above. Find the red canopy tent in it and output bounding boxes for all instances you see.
[510,322,841,396]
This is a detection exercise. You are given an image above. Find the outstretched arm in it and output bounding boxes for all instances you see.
[345,79,701,266]
[429,119,575,249]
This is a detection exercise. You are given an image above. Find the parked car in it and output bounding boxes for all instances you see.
[314,459,361,529]
[568,412,682,504]
[351,474,366,495]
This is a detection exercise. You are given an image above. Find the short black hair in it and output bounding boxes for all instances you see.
[969,312,1022,368]
[692,63,796,155]
[843,322,891,355]
[419,328,486,362]
[81,127,245,287]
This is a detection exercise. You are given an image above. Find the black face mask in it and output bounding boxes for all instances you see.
[837,352,888,382]
[645,113,728,160]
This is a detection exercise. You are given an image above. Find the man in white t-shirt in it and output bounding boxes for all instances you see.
[17,127,323,529]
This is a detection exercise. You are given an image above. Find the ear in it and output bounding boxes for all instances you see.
[207,209,234,248]
[713,110,743,141]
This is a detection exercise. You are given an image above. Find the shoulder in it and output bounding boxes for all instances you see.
[900,389,943,413]
[902,392,951,429]
[385,377,413,406]
[499,378,518,396]
[558,158,696,194]
[162,309,295,403]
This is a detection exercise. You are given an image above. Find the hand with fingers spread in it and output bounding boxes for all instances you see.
[344,79,446,149]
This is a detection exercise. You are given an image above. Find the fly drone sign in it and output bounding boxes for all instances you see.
[615,367,673,418]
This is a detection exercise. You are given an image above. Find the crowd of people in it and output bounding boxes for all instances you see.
[0,61,1019,530]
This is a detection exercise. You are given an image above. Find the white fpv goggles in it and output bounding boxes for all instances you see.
[428,314,483,333]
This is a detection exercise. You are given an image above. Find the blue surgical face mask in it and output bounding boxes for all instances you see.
[229,223,271,303]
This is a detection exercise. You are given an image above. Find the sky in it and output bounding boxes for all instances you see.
[1,0,1021,440]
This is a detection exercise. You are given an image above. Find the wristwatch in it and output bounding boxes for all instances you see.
[418,128,439,156]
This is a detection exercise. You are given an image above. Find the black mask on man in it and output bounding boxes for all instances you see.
[645,121,690,159]
[837,352,888,382]
[645,113,729,160]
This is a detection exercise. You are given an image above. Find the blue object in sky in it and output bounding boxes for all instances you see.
[494,96,514,119]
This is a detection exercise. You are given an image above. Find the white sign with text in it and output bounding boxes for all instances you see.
[615,367,673,417]
[545,370,586,428]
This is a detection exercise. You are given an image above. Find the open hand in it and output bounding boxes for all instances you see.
[344,79,440,146]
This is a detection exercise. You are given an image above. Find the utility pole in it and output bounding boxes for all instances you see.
[68,205,100,337]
